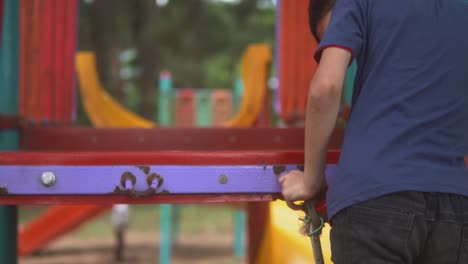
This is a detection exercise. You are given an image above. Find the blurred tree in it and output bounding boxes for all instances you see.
[131,0,159,117]
[90,0,126,102]
[77,0,276,121]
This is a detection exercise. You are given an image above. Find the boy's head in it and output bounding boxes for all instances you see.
[309,0,336,42]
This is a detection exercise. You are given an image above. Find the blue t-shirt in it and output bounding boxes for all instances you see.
[316,0,468,219]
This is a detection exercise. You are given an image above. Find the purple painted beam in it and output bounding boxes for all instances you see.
[0,164,338,195]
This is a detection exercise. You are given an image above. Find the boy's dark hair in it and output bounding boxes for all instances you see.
[309,0,336,42]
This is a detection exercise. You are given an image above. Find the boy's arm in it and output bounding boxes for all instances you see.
[304,47,351,193]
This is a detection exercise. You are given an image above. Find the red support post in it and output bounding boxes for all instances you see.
[247,202,270,263]
[248,74,275,263]
[39,0,53,121]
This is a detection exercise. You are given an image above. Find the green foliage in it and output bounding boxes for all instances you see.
[78,0,276,120]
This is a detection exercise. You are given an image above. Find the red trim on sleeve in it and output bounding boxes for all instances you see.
[314,44,355,63]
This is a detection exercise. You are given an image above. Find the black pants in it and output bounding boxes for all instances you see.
[330,191,468,263]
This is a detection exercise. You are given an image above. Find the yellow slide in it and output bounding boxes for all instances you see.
[224,44,272,127]
[76,43,272,128]
[76,52,154,128]
[256,201,333,263]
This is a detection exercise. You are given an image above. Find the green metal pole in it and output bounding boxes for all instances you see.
[0,0,19,263]
[233,209,246,258]
[159,204,172,264]
[231,79,246,257]
[233,78,243,113]
[158,71,174,264]
[158,71,173,126]
[195,89,212,127]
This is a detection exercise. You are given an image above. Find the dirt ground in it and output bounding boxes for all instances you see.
[20,231,245,264]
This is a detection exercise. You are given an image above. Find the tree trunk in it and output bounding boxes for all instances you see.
[90,0,125,103]
[134,0,158,118]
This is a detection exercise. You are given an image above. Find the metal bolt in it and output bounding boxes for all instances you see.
[218,174,228,184]
[41,171,56,187]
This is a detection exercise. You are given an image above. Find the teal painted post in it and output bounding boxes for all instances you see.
[233,210,246,258]
[158,71,173,126]
[344,60,357,105]
[159,204,172,264]
[233,78,243,113]
[0,1,19,263]
[195,89,212,127]
[232,79,246,258]
[158,72,174,264]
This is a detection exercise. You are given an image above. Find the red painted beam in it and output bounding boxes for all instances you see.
[0,150,338,206]
[0,194,279,205]
[0,150,340,165]
[20,127,344,151]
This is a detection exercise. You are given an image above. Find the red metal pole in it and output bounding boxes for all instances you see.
[40,0,53,121]
[247,202,270,263]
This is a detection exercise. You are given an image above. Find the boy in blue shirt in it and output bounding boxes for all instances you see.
[279,0,468,262]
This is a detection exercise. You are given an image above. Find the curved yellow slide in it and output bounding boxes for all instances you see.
[76,52,154,128]
[76,43,272,128]
[256,201,333,264]
[224,44,272,127]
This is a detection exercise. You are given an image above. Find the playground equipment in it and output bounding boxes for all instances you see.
[257,201,333,263]
[0,0,348,263]
[18,0,76,124]
[158,84,243,262]
[19,44,270,259]
[76,52,154,128]
[276,0,355,125]
[212,89,234,126]
[0,1,19,262]
[277,0,317,124]
[174,89,196,126]
[76,45,270,129]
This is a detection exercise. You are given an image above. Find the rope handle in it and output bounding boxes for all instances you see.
[302,214,325,236]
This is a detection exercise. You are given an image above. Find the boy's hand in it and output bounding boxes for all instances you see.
[279,170,319,210]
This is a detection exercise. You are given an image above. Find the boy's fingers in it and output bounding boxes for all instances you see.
[286,200,303,211]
